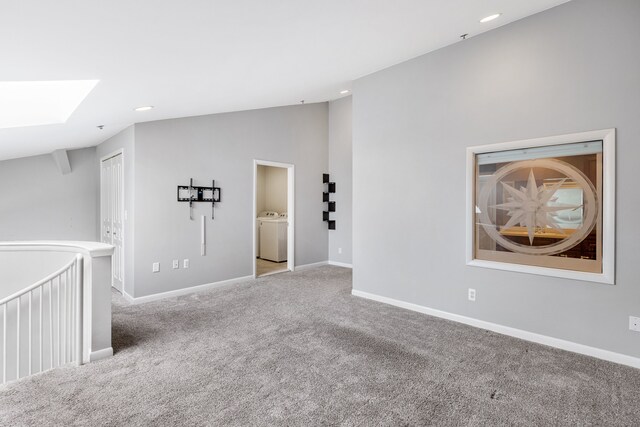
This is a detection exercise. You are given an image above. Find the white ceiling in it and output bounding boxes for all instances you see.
[0,0,568,161]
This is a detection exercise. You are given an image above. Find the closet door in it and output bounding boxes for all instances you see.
[101,158,112,245]
[101,154,124,292]
[110,154,124,291]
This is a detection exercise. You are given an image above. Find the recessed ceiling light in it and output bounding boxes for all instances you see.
[134,105,154,111]
[340,90,350,95]
[0,80,99,130]
[480,13,501,23]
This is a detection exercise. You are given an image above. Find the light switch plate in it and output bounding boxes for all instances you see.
[630,316,640,332]
[172,259,179,269]
[152,262,160,273]
[183,259,190,269]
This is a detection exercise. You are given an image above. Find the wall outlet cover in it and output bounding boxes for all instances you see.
[630,316,640,332]
[152,262,160,273]
[183,259,190,269]
[172,259,179,269]
[468,288,476,301]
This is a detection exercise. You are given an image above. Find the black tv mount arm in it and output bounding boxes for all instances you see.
[177,178,222,220]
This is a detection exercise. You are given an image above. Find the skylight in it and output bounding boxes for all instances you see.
[0,80,99,130]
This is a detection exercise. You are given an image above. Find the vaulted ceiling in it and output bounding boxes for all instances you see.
[0,0,568,160]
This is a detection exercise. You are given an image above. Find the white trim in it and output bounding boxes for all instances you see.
[328,261,353,268]
[466,128,615,284]
[352,289,640,370]
[294,261,328,270]
[255,268,289,278]
[123,275,254,304]
[287,165,295,272]
[0,241,113,258]
[122,291,135,304]
[253,159,295,278]
[89,347,113,362]
[122,262,333,305]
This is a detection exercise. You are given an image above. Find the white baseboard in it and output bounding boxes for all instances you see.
[126,275,254,304]
[328,261,353,268]
[90,347,113,362]
[294,261,328,270]
[122,291,135,304]
[352,289,640,370]
[122,262,334,305]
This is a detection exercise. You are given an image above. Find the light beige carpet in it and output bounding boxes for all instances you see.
[1,266,639,426]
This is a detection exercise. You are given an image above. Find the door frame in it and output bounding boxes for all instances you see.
[100,148,125,293]
[253,159,295,278]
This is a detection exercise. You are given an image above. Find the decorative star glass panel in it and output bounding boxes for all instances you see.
[474,141,603,274]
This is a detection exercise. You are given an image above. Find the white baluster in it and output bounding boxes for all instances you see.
[39,285,44,373]
[75,254,83,365]
[49,280,53,370]
[68,268,72,363]
[57,275,61,367]
[16,296,20,380]
[63,271,67,364]
[2,304,6,384]
[69,268,77,362]
[28,291,32,376]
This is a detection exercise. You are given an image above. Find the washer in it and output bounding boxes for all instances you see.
[259,213,288,262]
[256,211,279,258]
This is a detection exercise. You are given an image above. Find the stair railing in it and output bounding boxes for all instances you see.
[1,254,83,385]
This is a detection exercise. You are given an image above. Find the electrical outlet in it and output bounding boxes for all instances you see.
[338,247,342,254]
[468,288,476,302]
[630,316,640,332]
[183,259,190,269]
[172,259,179,269]
[152,262,160,273]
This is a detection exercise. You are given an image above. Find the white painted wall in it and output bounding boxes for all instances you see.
[132,103,328,298]
[328,96,352,265]
[352,0,640,359]
[0,148,98,241]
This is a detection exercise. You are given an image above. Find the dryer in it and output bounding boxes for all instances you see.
[256,211,279,258]
[259,213,288,263]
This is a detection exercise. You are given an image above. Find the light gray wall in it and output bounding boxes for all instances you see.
[353,0,640,358]
[0,147,98,241]
[96,126,136,296]
[133,103,328,297]
[0,251,75,298]
[328,96,353,265]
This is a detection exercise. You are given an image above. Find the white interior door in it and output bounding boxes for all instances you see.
[253,160,295,278]
[101,153,124,292]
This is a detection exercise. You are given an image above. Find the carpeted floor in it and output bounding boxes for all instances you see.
[1,266,639,426]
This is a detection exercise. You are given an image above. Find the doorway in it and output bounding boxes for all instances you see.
[100,151,125,292]
[253,160,295,278]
